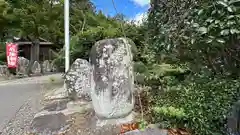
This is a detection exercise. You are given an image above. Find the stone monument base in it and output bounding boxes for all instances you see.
[64,109,137,135]
[95,113,134,127]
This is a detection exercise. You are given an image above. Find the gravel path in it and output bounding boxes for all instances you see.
[0,73,63,86]
[0,74,63,135]
[0,95,43,135]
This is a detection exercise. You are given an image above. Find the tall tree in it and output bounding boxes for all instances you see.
[148,0,240,75]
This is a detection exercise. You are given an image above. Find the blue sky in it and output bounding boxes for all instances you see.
[91,0,149,20]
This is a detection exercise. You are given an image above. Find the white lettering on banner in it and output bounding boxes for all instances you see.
[6,42,18,68]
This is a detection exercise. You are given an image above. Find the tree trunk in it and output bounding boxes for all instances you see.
[27,38,40,76]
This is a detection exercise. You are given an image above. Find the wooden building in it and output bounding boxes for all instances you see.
[13,37,57,62]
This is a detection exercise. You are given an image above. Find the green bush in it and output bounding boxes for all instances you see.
[134,61,147,74]
[135,63,188,86]
[150,74,240,135]
[0,41,6,64]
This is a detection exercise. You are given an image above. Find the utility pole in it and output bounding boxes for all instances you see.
[64,0,70,72]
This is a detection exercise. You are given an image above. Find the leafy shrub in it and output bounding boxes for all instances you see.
[148,0,240,76]
[135,63,188,86]
[134,61,148,74]
[0,41,6,64]
[134,61,148,84]
[153,106,186,118]
[53,27,139,69]
[150,74,240,135]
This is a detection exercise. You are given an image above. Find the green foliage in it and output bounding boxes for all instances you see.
[139,119,148,130]
[3,1,240,135]
[134,63,188,88]
[0,42,5,64]
[53,10,143,67]
[153,106,186,118]
[134,62,240,134]
[147,64,186,77]
[148,0,197,58]
[1,0,146,66]
[147,1,240,134]
[1,0,96,46]
[8,0,65,42]
[134,61,148,74]
[150,73,240,135]
[189,0,240,75]
[148,0,240,75]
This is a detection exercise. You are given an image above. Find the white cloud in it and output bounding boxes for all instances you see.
[131,0,150,7]
[129,12,147,25]
[134,13,145,24]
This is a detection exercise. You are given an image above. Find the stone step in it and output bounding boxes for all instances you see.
[123,128,168,135]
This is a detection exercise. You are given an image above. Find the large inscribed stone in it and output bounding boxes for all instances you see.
[64,58,92,100]
[90,38,135,119]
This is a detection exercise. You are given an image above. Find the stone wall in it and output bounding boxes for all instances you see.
[1,57,58,79]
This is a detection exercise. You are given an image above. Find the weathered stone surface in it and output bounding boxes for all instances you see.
[17,57,29,76]
[45,86,68,101]
[90,37,135,120]
[42,60,51,73]
[43,100,68,112]
[50,62,57,72]
[63,109,162,135]
[0,65,10,81]
[0,65,9,76]
[95,113,135,127]
[64,108,139,135]
[123,128,168,135]
[31,61,41,75]
[29,101,92,135]
[30,113,67,134]
[147,123,161,129]
[64,58,92,101]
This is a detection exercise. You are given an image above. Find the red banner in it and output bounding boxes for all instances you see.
[6,42,18,68]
